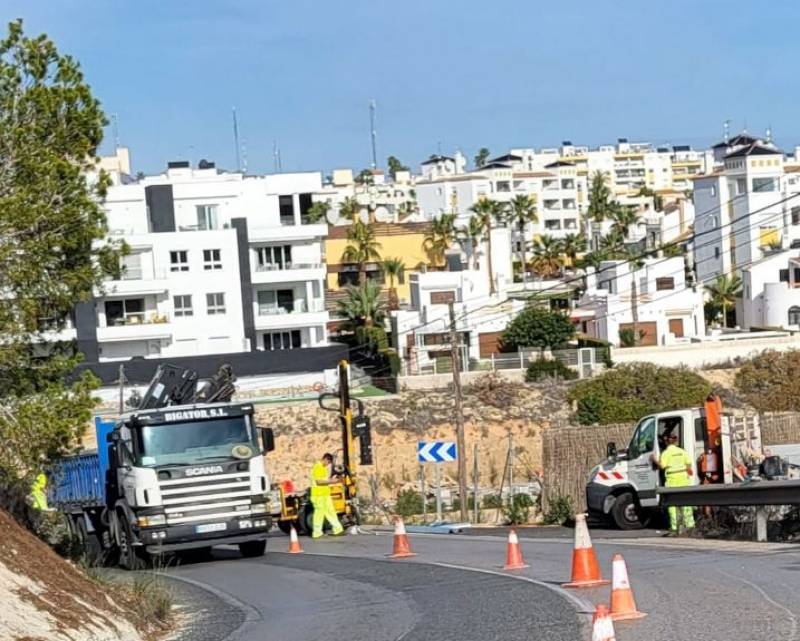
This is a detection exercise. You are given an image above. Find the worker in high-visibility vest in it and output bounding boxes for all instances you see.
[309,453,344,538]
[30,472,48,511]
[652,433,695,533]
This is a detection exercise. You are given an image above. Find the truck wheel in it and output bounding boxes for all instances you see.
[238,539,267,558]
[118,515,148,571]
[611,492,646,530]
[75,517,105,566]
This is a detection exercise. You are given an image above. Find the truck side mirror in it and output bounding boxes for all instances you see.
[106,431,120,444]
[606,442,618,460]
[260,428,275,454]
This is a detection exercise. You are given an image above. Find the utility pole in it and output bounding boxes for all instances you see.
[448,301,468,523]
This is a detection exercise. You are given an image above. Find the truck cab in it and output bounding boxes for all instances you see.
[587,407,703,529]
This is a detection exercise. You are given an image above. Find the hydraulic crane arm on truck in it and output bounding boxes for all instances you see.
[585,395,799,530]
[49,364,275,569]
[271,360,373,535]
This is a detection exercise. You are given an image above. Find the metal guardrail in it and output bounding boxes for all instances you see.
[658,480,800,507]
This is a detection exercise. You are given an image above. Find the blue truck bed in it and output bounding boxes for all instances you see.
[49,417,116,509]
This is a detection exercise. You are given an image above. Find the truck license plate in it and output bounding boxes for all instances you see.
[195,522,227,534]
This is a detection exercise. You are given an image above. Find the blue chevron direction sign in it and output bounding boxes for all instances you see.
[417,441,457,463]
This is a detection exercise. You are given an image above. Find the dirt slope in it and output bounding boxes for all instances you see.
[0,509,150,641]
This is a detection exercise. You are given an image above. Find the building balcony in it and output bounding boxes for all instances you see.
[248,224,328,243]
[96,316,172,342]
[101,270,169,297]
[253,300,328,330]
[250,263,326,284]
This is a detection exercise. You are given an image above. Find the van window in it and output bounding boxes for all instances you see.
[628,417,655,459]
[657,416,683,449]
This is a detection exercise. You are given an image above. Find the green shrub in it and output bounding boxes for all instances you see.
[502,306,576,351]
[395,488,424,517]
[734,350,800,412]
[568,363,711,425]
[482,493,504,509]
[542,494,573,525]
[525,358,578,382]
[618,328,637,347]
[504,493,535,525]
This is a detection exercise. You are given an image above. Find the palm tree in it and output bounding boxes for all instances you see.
[337,281,386,328]
[469,199,507,294]
[341,220,382,285]
[705,273,742,328]
[456,216,484,270]
[560,232,586,268]
[530,234,564,279]
[623,246,646,345]
[609,206,642,242]
[339,196,360,224]
[381,257,405,311]
[587,171,616,223]
[508,194,538,286]
[474,147,490,169]
[423,213,457,269]
[306,200,331,224]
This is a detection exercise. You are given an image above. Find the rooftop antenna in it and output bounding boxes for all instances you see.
[232,106,241,172]
[743,118,748,135]
[723,119,730,143]
[369,99,378,169]
[273,140,282,173]
[111,113,120,148]
[766,124,773,144]
[241,139,248,174]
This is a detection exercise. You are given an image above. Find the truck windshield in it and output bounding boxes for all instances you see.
[134,417,258,467]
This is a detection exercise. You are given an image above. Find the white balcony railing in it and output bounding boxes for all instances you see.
[257,299,326,316]
[254,262,323,272]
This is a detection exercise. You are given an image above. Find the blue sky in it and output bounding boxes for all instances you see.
[6,1,800,175]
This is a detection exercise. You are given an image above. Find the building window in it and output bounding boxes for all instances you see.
[736,178,747,195]
[544,219,561,230]
[105,298,145,325]
[173,295,193,317]
[780,269,789,283]
[790,306,800,326]
[430,290,456,305]
[279,195,295,225]
[257,245,292,270]
[169,250,189,272]
[203,249,222,270]
[257,289,294,314]
[196,205,219,230]
[710,185,716,196]
[298,193,314,224]
[496,181,511,193]
[264,329,301,350]
[120,253,143,280]
[794,267,800,283]
[792,207,800,225]
[714,247,720,259]
[753,177,779,193]
[655,277,675,291]
[206,292,226,315]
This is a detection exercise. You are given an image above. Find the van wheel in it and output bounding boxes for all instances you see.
[612,493,646,530]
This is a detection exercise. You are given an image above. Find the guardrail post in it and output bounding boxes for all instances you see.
[491,353,495,371]
[519,351,524,370]
[756,507,768,542]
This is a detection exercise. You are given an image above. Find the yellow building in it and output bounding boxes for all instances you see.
[325,222,433,307]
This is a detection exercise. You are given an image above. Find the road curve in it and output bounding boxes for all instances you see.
[169,545,583,641]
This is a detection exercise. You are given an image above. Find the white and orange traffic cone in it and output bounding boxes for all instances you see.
[288,525,304,554]
[502,529,529,570]
[609,554,646,621]
[562,513,610,588]
[591,604,616,641]
[389,517,416,558]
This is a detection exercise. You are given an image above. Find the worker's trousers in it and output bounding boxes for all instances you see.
[310,494,343,538]
[665,476,695,531]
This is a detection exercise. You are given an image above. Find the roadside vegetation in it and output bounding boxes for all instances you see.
[568,363,712,425]
[734,349,800,412]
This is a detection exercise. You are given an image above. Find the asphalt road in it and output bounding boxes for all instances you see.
[167,529,800,641]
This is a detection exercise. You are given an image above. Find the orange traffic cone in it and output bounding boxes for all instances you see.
[563,513,610,588]
[288,525,303,554]
[389,517,416,558]
[591,604,616,641]
[609,554,646,621]
[503,529,529,570]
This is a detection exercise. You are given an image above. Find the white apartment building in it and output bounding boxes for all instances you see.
[573,256,705,347]
[314,167,417,225]
[692,137,794,285]
[79,161,329,362]
[391,269,525,373]
[740,249,800,330]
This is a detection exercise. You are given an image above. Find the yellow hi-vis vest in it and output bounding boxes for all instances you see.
[659,444,692,487]
[310,461,331,498]
[30,473,48,510]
